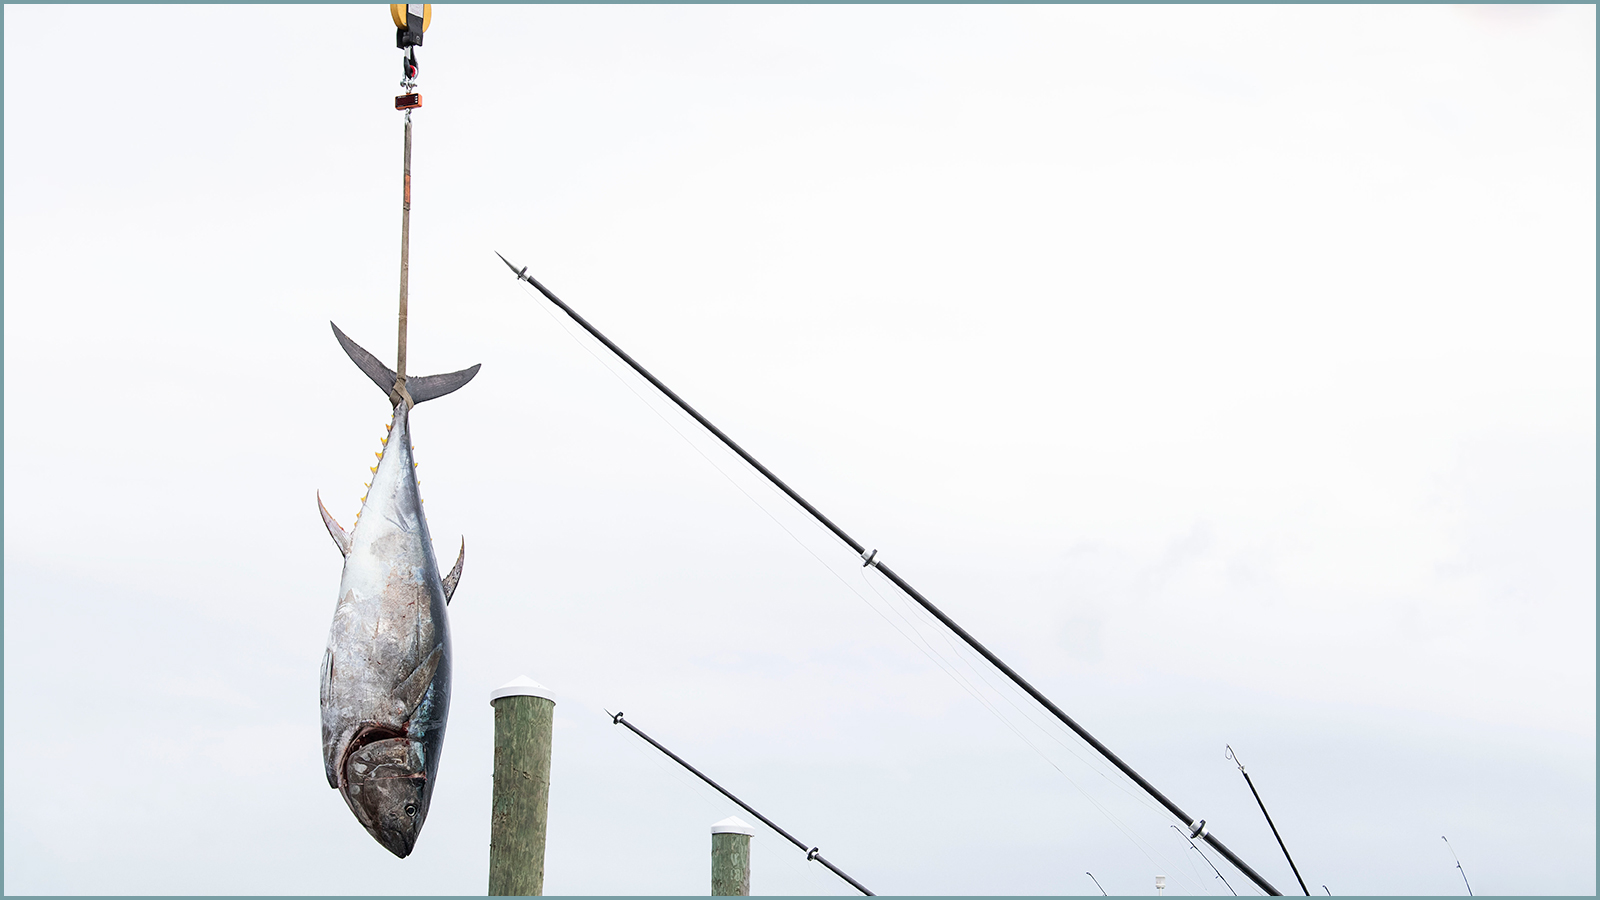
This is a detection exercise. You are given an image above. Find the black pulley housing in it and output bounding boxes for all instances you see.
[397,6,424,48]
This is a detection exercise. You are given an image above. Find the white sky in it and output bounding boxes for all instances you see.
[5,4,1594,895]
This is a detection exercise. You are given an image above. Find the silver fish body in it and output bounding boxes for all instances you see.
[318,323,476,858]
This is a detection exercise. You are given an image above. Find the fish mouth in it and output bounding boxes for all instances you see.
[340,723,409,786]
[339,725,430,858]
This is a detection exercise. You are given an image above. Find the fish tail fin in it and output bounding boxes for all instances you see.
[331,322,481,404]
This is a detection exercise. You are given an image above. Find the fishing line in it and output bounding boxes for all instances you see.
[607,712,846,894]
[514,280,1099,812]
[604,707,844,890]
[634,738,833,894]
[611,712,875,895]
[523,287,872,896]
[852,569,1217,894]
[512,275,1209,891]
[861,568,1122,781]
[1174,824,1213,891]
[514,278,859,572]
[513,278,1034,724]
[855,562,1199,835]
[504,269,1276,894]
[509,276,893,581]
[822,556,1204,888]
[1173,823,1240,896]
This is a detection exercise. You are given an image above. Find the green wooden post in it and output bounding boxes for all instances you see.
[711,816,755,896]
[489,676,556,896]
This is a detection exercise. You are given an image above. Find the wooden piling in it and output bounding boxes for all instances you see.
[489,677,556,896]
[711,816,755,896]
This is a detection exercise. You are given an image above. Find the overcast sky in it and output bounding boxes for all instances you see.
[5,4,1594,896]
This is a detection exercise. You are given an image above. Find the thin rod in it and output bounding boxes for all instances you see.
[1172,824,1237,896]
[1086,872,1108,896]
[1442,836,1473,896]
[394,112,413,405]
[1227,746,1309,895]
[501,255,1281,896]
[608,712,874,896]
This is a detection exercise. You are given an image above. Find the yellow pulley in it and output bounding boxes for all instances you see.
[390,4,431,32]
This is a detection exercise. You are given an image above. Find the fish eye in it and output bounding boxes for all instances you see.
[405,804,417,818]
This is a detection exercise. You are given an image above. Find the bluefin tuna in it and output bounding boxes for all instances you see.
[318,322,479,858]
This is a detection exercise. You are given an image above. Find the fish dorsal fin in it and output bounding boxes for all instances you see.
[318,491,351,557]
[442,539,465,605]
[392,645,443,720]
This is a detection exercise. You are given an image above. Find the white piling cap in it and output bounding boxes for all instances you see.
[711,815,756,836]
[490,675,555,704]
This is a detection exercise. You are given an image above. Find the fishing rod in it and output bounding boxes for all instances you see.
[498,253,1283,896]
[1441,836,1472,896]
[1227,745,1309,895]
[1085,872,1108,895]
[1171,824,1237,895]
[606,710,874,896]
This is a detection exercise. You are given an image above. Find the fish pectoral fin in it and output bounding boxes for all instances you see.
[442,539,465,605]
[392,645,443,719]
[322,650,341,789]
[318,491,351,557]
